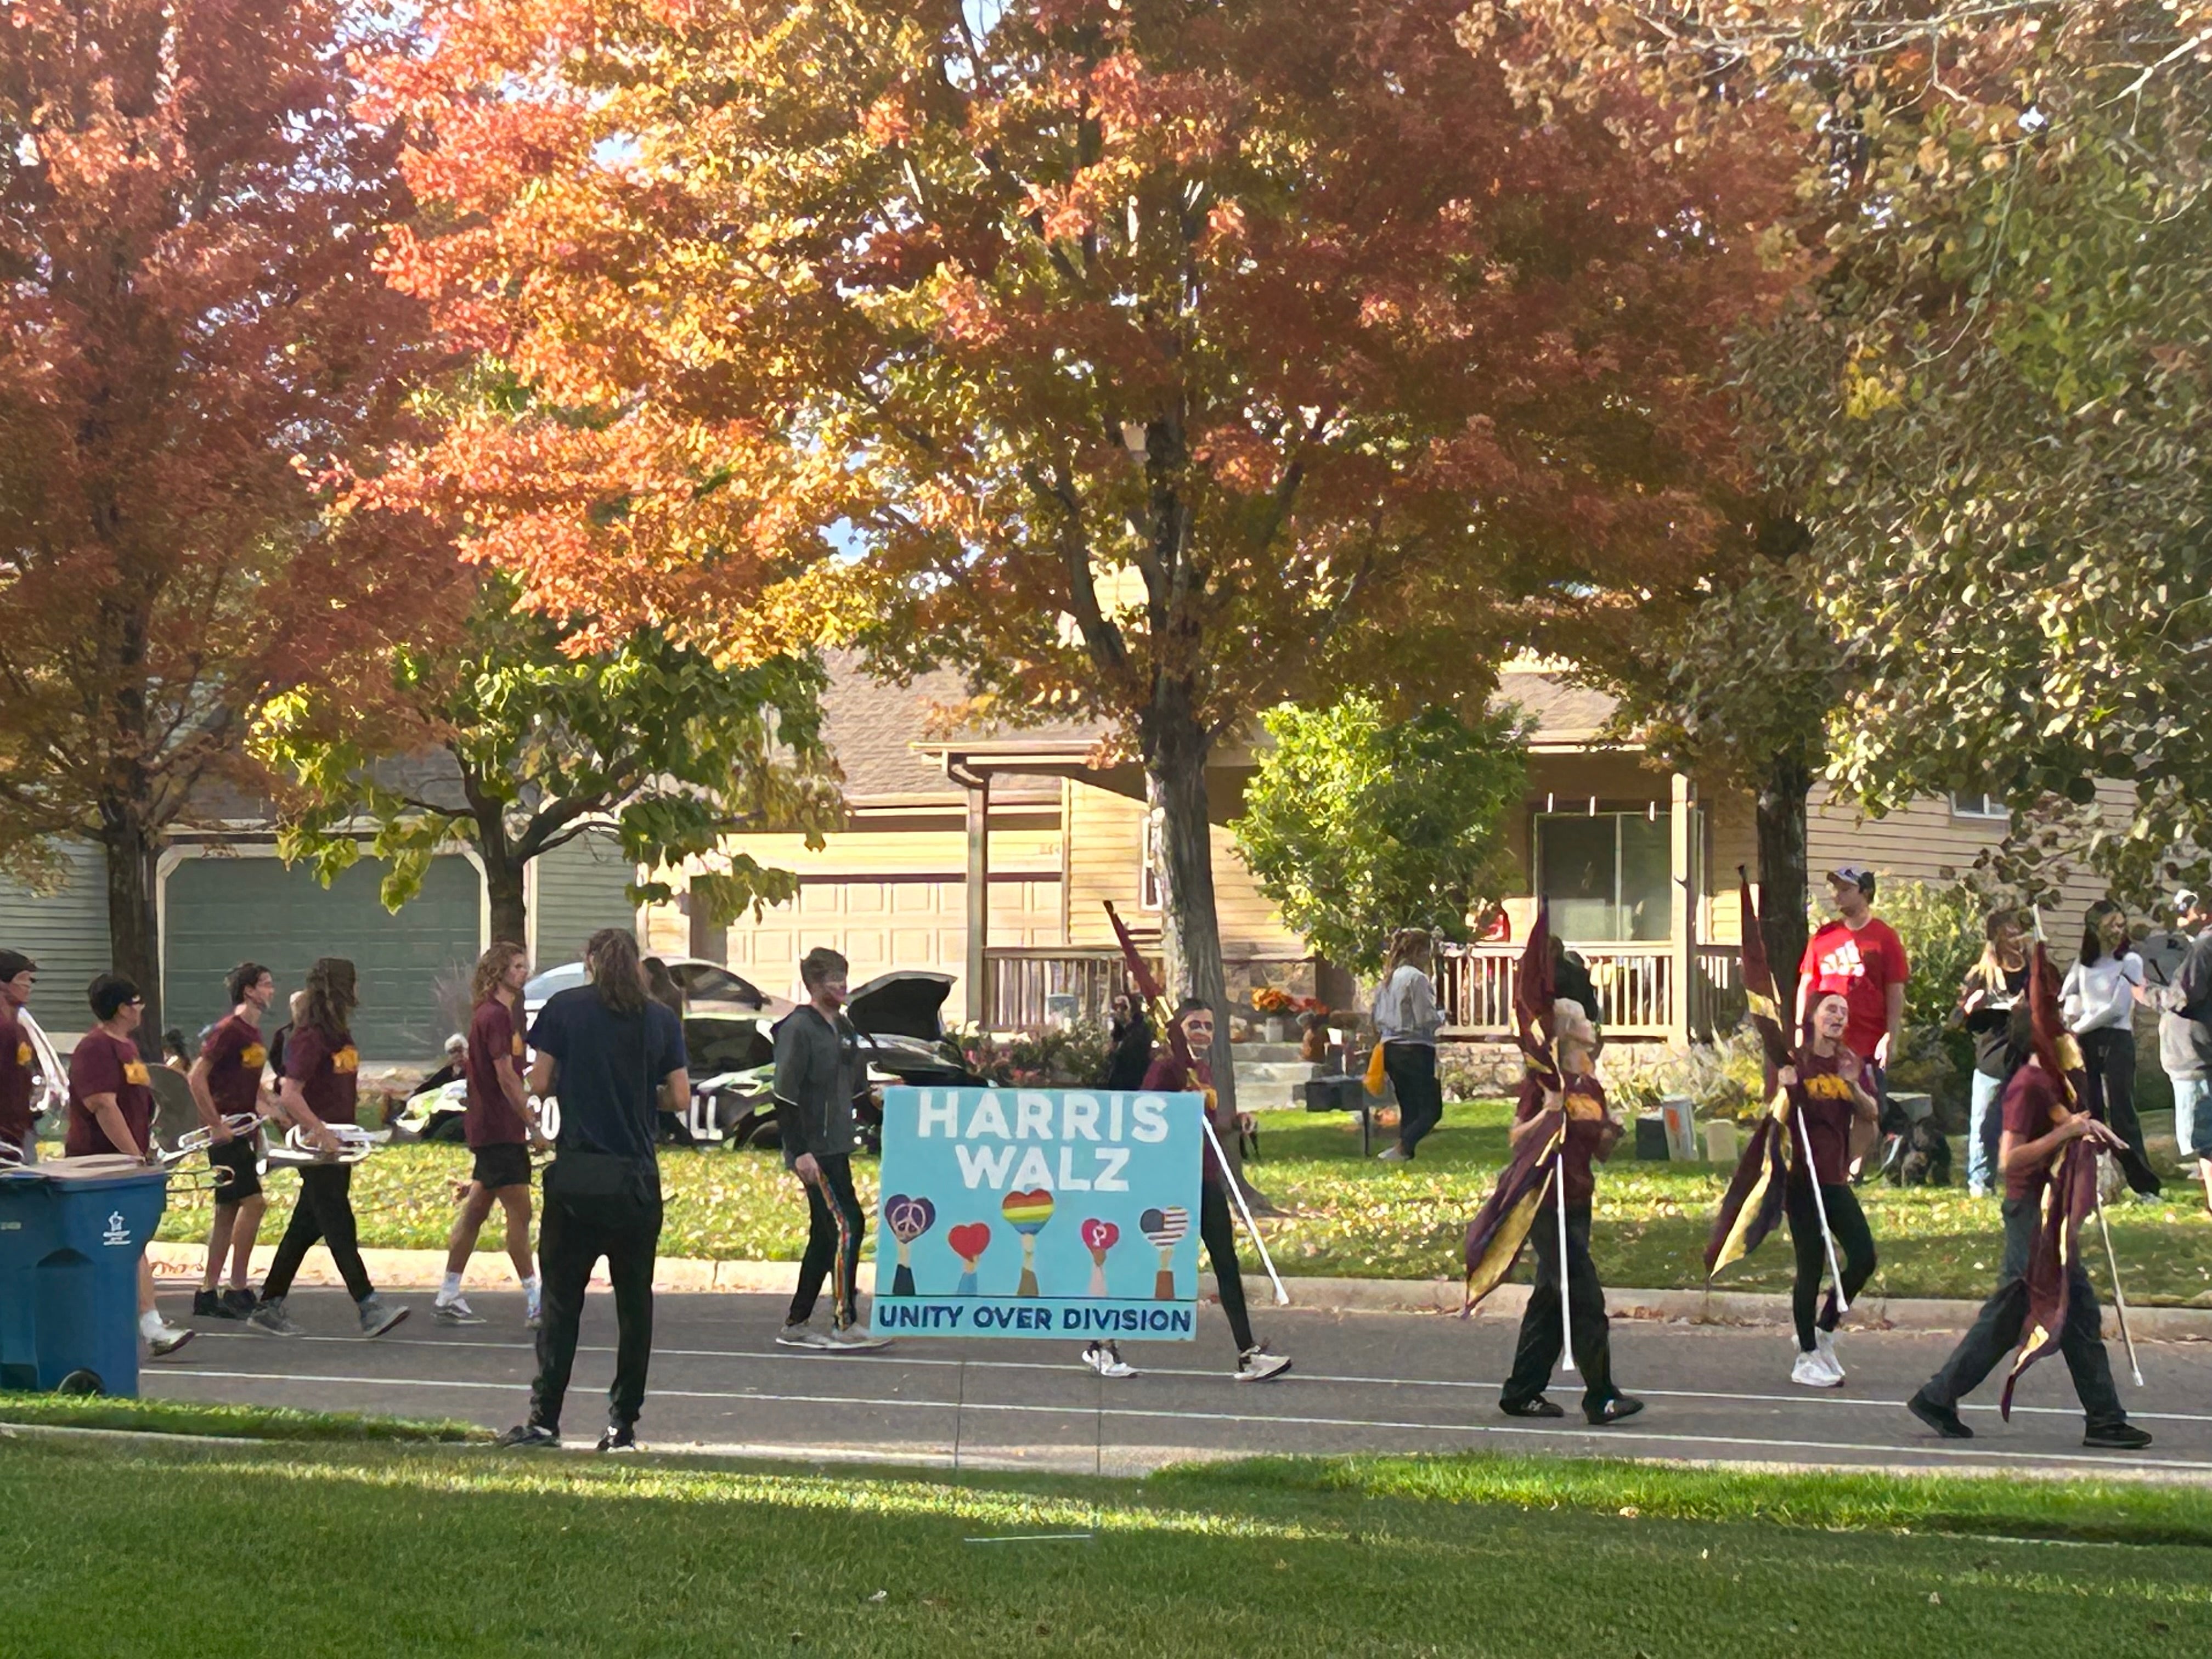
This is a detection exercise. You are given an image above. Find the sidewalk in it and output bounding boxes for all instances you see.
[144,1244,2212,1342]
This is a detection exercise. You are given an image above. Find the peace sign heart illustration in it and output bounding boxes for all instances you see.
[881,1194,937,1298]
[1079,1218,1121,1297]
[1000,1189,1056,1297]
[1140,1205,1189,1301]
[946,1221,991,1296]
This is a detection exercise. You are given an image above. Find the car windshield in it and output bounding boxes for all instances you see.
[671,963,763,1006]
[523,963,589,1003]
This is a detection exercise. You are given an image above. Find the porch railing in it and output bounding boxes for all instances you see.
[1435,941,1747,1042]
[980,946,1161,1032]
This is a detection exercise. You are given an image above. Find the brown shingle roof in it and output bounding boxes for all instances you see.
[1492,672,1622,744]
[820,652,1101,803]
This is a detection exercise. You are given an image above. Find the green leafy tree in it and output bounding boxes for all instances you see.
[253,579,843,947]
[1233,698,1529,976]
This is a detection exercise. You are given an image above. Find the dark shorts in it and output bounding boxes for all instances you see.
[207,1135,262,1203]
[470,1141,533,1192]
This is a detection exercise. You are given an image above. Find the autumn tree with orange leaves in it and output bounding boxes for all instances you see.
[0,0,446,1025]
[366,0,1805,1092]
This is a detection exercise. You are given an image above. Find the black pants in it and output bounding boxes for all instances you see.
[2081,1028,2160,1195]
[788,1154,866,1330]
[1384,1043,1444,1155]
[1502,1201,1616,1414]
[1919,1195,2126,1430]
[529,1180,662,1434]
[261,1164,373,1302]
[1786,1178,1877,1351]
[1199,1179,1256,1356]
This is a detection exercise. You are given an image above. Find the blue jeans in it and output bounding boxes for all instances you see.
[1967,1070,2005,1195]
[2175,1076,2212,1160]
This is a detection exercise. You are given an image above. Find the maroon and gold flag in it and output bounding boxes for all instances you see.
[1462,1102,1564,1313]
[1516,901,1560,1087]
[1706,877,1793,1277]
[1998,940,2098,1417]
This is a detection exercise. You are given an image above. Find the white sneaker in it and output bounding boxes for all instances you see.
[146,1324,196,1358]
[1235,1345,1292,1383]
[1376,1146,1411,1163]
[823,1325,890,1352]
[775,1323,834,1350]
[1082,1341,1136,1379]
[1791,1348,1843,1389]
[1815,1328,1844,1379]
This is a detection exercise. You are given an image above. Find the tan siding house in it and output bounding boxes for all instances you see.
[650,657,2134,1041]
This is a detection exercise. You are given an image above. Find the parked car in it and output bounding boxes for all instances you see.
[521,956,795,1027]
[18,1009,66,1132]
[695,970,980,1153]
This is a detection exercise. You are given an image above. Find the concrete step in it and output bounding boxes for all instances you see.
[1235,1082,1303,1110]
[1230,1042,1306,1063]
[1235,1060,1325,1084]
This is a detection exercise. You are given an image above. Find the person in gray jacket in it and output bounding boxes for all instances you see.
[774,946,889,1351]
[2135,888,2212,1216]
[1373,928,1444,1163]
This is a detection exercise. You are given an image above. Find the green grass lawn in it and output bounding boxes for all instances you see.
[0,1392,487,1442]
[2,1436,2208,1657]
[151,1102,2212,1303]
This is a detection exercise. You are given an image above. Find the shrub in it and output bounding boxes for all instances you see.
[961,1022,1115,1087]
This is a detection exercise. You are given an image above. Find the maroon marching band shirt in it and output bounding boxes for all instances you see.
[64,1028,154,1159]
[463,996,530,1149]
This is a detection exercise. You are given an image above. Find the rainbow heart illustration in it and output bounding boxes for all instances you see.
[1001,1189,1055,1296]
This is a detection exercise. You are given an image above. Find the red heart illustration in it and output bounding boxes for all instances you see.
[947,1222,991,1262]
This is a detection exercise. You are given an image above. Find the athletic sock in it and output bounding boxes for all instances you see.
[139,1310,165,1339]
[521,1273,540,1295]
[440,1271,463,1302]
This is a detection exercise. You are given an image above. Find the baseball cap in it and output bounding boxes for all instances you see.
[1827,864,1876,894]
[2175,889,2203,916]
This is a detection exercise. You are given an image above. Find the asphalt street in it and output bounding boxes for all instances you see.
[137,1282,2212,1480]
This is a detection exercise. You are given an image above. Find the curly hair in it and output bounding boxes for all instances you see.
[300,957,358,1040]
[471,941,527,1008]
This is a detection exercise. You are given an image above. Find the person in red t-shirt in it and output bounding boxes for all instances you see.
[65,973,194,1357]
[1776,992,1881,1389]
[186,962,277,1321]
[435,942,548,1328]
[0,949,42,1163]
[250,957,409,1340]
[1498,1000,1640,1426]
[1796,865,1911,1068]
[1909,1009,2148,1449]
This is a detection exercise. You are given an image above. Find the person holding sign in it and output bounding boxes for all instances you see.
[1497,1000,1637,1424]
[1139,997,1290,1384]
[775,947,890,1353]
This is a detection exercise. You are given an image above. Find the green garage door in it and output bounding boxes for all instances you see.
[165,855,483,1063]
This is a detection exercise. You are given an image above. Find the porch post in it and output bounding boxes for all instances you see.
[1669,772,1696,1044]
[963,763,991,1030]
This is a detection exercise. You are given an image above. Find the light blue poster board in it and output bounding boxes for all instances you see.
[870,1086,1205,1341]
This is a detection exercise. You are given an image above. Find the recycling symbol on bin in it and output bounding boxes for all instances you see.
[101,1210,132,1248]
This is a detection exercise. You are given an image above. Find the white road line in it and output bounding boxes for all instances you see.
[180,1331,2212,1426]
[155,1368,2212,1476]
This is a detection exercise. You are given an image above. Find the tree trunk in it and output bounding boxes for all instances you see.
[98,807,163,1037]
[476,815,529,953]
[1755,750,1812,1015]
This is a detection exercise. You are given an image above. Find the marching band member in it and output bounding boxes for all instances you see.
[66,973,193,1357]
[1498,999,1638,1425]
[0,950,40,1164]
[188,962,277,1321]
[1779,991,1881,1387]
[436,942,545,1328]
[250,957,410,1338]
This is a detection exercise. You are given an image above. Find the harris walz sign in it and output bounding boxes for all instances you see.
[870,1086,1204,1342]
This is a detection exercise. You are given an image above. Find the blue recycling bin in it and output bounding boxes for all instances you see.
[0,1167,170,1397]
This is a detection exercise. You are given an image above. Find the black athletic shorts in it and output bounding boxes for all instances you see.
[207,1135,263,1203]
[470,1141,532,1192]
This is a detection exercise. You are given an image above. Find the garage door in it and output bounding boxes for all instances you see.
[723,876,1059,1023]
[164,854,484,1062]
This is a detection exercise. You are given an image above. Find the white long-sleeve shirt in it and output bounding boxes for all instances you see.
[2062,952,2143,1035]
[1373,965,1441,1046]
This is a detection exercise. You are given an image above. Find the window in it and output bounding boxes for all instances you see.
[1139,814,1163,911]
[1950,792,2009,822]
[1534,811,1671,942]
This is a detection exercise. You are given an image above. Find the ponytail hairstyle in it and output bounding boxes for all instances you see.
[471,941,527,1008]
[584,928,646,1015]
[300,957,358,1041]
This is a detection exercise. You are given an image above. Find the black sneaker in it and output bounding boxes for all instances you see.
[2083,1421,2153,1451]
[597,1423,639,1454]
[192,1289,225,1319]
[1586,1396,1644,1426]
[1907,1391,1973,1440]
[496,1423,560,1451]
[220,1287,258,1319]
[1499,1395,1564,1419]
